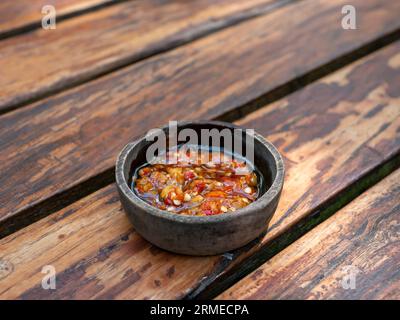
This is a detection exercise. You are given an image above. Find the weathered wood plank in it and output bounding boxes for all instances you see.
[0,0,286,113]
[1,0,400,235]
[0,0,119,37]
[0,42,399,299]
[217,169,400,300]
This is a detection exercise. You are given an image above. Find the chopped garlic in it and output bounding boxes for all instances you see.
[206,162,216,168]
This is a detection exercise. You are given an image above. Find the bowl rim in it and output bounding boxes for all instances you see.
[115,120,284,224]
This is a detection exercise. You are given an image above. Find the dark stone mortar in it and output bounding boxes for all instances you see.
[115,121,284,255]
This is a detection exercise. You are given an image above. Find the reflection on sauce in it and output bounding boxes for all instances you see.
[132,147,259,216]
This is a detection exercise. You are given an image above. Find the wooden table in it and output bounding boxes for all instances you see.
[0,0,399,300]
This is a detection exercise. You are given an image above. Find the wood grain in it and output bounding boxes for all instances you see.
[0,0,119,37]
[0,41,399,299]
[1,0,400,235]
[0,0,286,113]
[217,169,400,300]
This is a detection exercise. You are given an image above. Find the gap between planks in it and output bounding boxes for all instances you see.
[0,39,399,298]
[2,29,400,239]
[1,0,400,239]
[0,0,296,115]
[0,0,133,41]
[216,27,400,123]
[216,168,400,300]
[188,153,400,299]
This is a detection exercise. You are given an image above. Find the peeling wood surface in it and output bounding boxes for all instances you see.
[0,42,399,299]
[1,0,400,234]
[0,0,285,112]
[217,169,400,300]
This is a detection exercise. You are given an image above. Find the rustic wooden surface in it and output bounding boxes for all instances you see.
[1,0,399,237]
[0,41,399,299]
[217,169,400,300]
[0,0,284,113]
[0,0,117,37]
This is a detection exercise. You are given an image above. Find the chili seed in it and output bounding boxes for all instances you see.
[244,187,252,194]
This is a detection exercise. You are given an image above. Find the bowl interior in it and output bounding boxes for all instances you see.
[121,122,277,203]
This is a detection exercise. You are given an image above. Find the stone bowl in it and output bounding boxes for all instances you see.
[115,120,284,255]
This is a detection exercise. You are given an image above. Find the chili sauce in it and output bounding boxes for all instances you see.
[132,147,259,216]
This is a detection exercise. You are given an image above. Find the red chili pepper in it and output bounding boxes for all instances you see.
[164,197,172,205]
[184,171,195,180]
[196,182,206,193]
[223,185,233,192]
[204,210,213,216]
[140,167,151,176]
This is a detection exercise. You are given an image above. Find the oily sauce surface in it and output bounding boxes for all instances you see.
[132,148,259,216]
